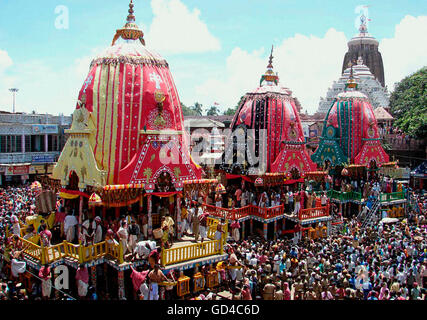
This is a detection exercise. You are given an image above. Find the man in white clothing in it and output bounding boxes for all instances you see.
[64,213,78,242]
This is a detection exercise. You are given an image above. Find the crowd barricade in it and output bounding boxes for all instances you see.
[81,241,108,263]
[161,239,220,267]
[207,217,219,239]
[299,205,330,221]
[20,238,44,264]
[44,242,67,264]
[257,205,284,219]
[379,192,405,203]
[63,241,80,261]
[19,237,124,265]
[327,190,362,202]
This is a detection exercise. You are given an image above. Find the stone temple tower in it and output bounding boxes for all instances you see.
[342,14,385,87]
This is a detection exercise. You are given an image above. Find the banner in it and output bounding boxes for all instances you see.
[32,155,56,163]
[5,165,35,176]
[32,124,58,134]
[380,167,410,179]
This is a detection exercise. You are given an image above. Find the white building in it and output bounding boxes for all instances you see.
[317,57,390,114]
[0,111,72,185]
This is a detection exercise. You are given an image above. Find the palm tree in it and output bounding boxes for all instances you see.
[191,102,203,116]
[207,105,220,116]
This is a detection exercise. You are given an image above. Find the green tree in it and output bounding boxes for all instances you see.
[389,67,427,138]
[223,95,245,116]
[206,105,220,116]
[191,102,203,116]
[181,102,197,116]
[223,106,238,116]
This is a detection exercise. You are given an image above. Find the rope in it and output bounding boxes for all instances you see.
[0,252,76,300]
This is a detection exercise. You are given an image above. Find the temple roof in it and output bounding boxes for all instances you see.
[373,106,394,121]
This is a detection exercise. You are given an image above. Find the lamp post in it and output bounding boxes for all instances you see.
[9,88,19,113]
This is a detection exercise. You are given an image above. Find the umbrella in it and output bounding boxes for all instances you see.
[254,177,264,187]
[31,181,42,190]
[89,193,102,206]
[215,183,226,194]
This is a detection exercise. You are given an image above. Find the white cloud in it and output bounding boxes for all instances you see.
[195,47,266,110]
[0,49,13,71]
[380,15,427,90]
[0,48,102,115]
[145,0,220,55]
[195,28,348,114]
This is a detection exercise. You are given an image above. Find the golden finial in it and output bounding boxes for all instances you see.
[127,0,136,22]
[346,63,358,90]
[111,0,145,46]
[267,45,274,69]
[260,45,279,86]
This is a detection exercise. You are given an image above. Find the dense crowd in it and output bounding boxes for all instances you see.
[0,182,426,301]
[188,193,427,300]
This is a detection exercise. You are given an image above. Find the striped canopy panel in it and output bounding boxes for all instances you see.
[73,40,202,188]
[312,91,389,167]
[223,85,316,176]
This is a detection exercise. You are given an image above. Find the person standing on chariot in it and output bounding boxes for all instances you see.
[39,223,52,247]
[231,220,240,242]
[192,205,200,243]
[164,212,175,245]
[38,264,52,300]
[181,201,189,236]
[128,219,140,252]
[81,217,96,246]
[94,216,103,244]
[160,216,170,249]
[198,206,208,243]
[117,220,129,255]
[64,211,78,243]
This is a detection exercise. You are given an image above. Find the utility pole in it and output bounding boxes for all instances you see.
[9,88,19,113]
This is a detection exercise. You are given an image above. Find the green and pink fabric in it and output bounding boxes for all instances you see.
[312,91,389,168]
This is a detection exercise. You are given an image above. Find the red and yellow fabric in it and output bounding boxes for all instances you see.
[69,39,200,187]
[59,189,90,199]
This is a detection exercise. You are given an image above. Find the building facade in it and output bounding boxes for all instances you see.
[0,111,72,184]
[318,56,390,114]
[342,14,385,87]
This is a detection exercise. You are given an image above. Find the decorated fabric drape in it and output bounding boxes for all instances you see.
[59,189,90,199]
[54,26,203,189]
[223,83,316,176]
[312,93,389,167]
[100,187,143,207]
[144,191,181,198]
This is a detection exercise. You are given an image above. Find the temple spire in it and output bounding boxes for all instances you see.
[260,45,279,86]
[111,0,145,46]
[345,63,358,91]
[267,45,274,69]
[127,0,136,23]
[359,14,368,34]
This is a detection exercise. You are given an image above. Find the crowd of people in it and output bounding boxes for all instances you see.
[0,179,426,301]
[186,192,427,300]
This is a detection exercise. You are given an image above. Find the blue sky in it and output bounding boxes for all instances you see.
[0,0,426,115]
